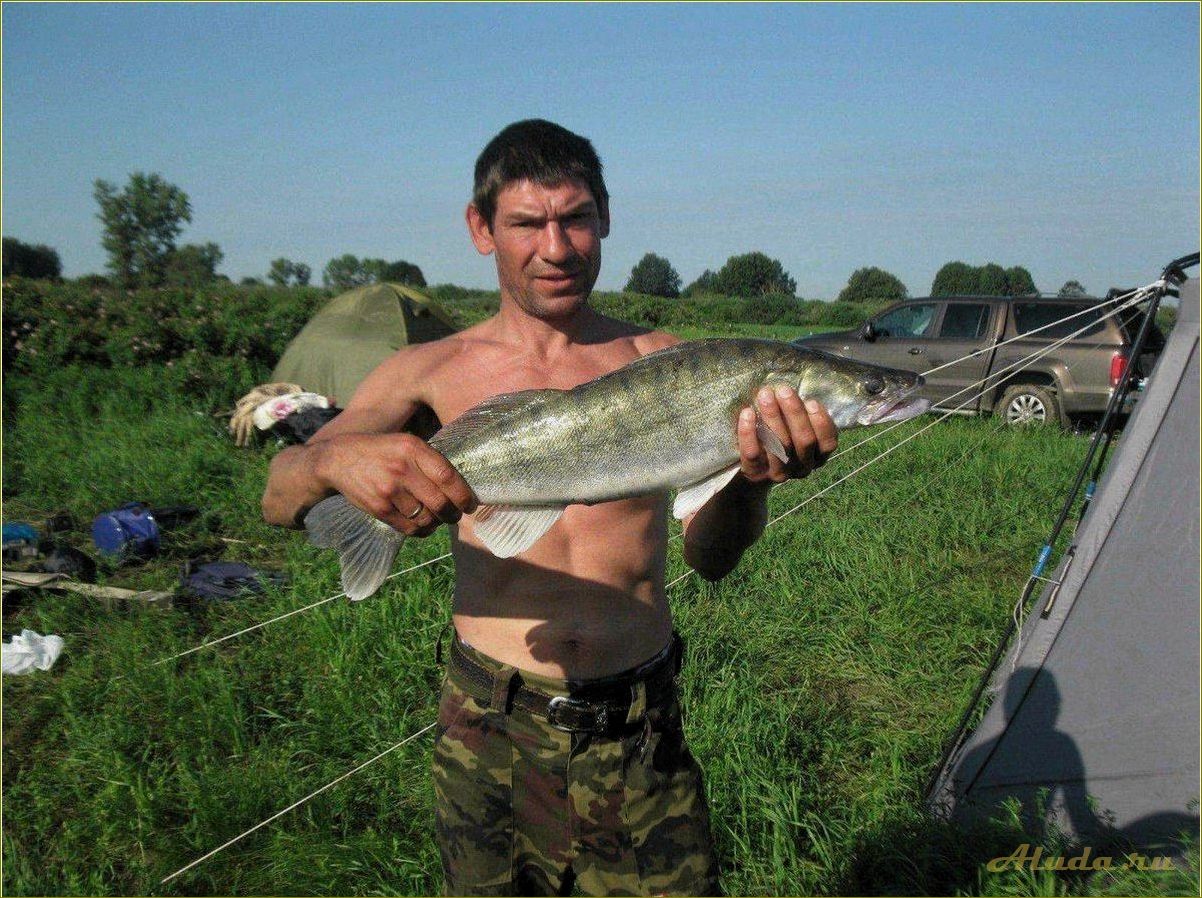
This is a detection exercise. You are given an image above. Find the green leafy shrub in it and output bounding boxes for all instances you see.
[2,280,328,388]
[425,285,501,327]
[624,253,681,298]
[837,267,908,303]
[932,261,1040,296]
[3,237,62,280]
[739,293,802,324]
[713,252,796,297]
[2,281,888,401]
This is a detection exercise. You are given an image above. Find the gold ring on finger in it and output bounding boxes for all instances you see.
[404,502,425,520]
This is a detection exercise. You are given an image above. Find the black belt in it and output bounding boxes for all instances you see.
[449,633,681,736]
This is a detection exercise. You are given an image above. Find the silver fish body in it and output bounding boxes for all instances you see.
[305,339,929,599]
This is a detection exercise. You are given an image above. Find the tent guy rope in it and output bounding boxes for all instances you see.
[150,286,1157,666]
[160,279,1167,884]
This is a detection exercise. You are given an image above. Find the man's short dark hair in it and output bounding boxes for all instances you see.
[472,119,608,227]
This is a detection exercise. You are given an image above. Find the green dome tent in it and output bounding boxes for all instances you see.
[271,283,457,404]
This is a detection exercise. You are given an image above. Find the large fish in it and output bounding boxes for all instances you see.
[305,339,930,599]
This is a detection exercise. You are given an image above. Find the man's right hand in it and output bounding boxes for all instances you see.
[310,432,478,536]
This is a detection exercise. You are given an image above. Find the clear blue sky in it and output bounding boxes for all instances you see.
[3,3,1198,298]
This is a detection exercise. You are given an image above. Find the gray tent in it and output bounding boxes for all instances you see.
[928,278,1200,850]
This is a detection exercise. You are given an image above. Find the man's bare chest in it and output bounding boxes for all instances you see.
[423,344,642,429]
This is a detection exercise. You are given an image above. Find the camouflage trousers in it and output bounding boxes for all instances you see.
[433,635,720,896]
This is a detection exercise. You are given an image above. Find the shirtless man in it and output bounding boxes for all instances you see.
[262,120,837,896]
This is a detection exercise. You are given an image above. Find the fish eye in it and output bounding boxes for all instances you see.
[864,377,885,395]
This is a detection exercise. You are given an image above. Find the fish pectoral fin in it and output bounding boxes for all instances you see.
[673,464,742,520]
[304,495,406,601]
[754,416,790,464]
[471,505,565,558]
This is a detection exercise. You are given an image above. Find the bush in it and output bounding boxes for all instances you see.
[932,261,1040,297]
[1,282,890,405]
[837,267,908,303]
[1058,280,1088,298]
[713,252,796,297]
[3,237,62,280]
[74,274,112,289]
[1005,266,1037,296]
[424,285,500,327]
[268,258,313,287]
[625,253,681,298]
[1156,305,1177,334]
[1,280,329,391]
[931,261,978,296]
[740,294,802,325]
[372,259,426,287]
[322,255,427,290]
[682,269,718,298]
[164,242,224,287]
[591,291,883,331]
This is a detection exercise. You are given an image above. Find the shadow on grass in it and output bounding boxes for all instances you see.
[844,802,1199,896]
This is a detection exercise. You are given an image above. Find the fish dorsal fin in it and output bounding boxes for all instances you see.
[429,388,561,450]
[471,504,565,558]
[672,464,742,519]
[617,339,725,371]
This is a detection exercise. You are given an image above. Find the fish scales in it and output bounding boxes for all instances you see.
[442,341,782,506]
[305,339,931,599]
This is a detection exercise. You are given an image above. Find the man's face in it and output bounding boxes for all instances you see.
[467,178,609,321]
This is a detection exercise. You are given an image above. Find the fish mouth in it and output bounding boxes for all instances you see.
[858,387,931,426]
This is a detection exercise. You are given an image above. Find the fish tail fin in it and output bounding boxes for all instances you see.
[304,495,406,600]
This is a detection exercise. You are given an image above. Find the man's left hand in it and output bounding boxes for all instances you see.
[736,386,838,484]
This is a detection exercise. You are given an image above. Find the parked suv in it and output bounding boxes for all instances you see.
[793,295,1164,426]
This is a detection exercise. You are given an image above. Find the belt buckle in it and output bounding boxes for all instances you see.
[546,695,609,734]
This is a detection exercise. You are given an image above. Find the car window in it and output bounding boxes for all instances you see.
[1014,303,1107,339]
[938,303,991,340]
[875,303,936,338]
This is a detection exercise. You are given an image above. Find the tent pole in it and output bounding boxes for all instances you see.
[922,252,1198,803]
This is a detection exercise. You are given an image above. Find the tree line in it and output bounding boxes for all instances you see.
[624,253,1095,301]
[625,251,796,299]
[6,170,1097,301]
[624,252,911,302]
[3,172,425,291]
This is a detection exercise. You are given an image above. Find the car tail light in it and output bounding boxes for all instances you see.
[1110,350,1129,388]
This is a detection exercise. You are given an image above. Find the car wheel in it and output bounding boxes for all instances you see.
[998,384,1065,427]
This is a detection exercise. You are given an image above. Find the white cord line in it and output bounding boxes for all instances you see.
[835,288,1155,458]
[772,296,1136,523]
[666,393,1000,592]
[149,552,452,668]
[663,296,1129,548]
[664,292,1139,590]
[157,285,1163,658]
[160,721,436,886]
[669,285,1154,552]
[156,285,1169,882]
[921,284,1160,376]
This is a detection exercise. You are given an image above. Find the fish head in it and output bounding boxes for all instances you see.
[773,346,931,430]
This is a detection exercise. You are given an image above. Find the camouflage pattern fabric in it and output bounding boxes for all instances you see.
[433,637,720,896]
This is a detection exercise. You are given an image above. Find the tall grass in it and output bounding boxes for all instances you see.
[2,310,1195,895]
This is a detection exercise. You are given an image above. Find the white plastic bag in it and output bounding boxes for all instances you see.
[2,629,64,675]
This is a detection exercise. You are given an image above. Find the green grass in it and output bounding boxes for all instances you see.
[3,362,1196,896]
